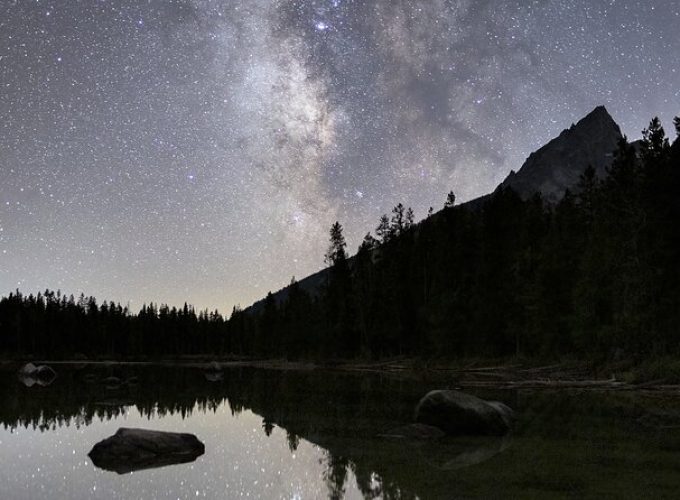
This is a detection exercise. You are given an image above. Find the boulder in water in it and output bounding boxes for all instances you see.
[415,390,515,436]
[88,427,205,474]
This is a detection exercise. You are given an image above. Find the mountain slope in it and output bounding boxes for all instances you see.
[247,106,623,312]
[499,106,622,202]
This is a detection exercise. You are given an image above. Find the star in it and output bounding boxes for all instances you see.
[0,0,678,313]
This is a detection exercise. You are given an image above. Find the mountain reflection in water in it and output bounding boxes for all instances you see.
[2,365,680,499]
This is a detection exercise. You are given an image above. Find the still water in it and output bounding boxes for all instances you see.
[1,364,680,499]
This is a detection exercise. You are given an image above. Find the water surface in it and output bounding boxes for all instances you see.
[2,364,680,499]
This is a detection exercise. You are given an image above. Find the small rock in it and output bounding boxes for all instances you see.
[204,361,223,382]
[204,371,223,382]
[17,363,57,387]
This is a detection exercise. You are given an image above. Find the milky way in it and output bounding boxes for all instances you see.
[1,0,679,311]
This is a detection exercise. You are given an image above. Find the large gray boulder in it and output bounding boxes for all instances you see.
[415,390,515,436]
[88,428,205,474]
[17,363,57,387]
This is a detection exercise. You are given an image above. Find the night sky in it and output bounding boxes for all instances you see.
[1,0,679,312]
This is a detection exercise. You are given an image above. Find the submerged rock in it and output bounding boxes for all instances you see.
[415,390,515,436]
[203,361,224,382]
[88,427,205,474]
[379,423,446,440]
[204,371,224,382]
[17,363,57,387]
[204,361,223,382]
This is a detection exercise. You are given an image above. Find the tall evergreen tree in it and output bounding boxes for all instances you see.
[324,222,348,267]
[375,214,391,244]
[445,190,456,208]
[390,203,406,236]
[405,207,415,229]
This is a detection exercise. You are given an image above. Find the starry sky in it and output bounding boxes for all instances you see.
[1,0,679,312]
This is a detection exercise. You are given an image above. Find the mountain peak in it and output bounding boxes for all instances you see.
[500,106,622,202]
[587,104,611,117]
[578,105,617,127]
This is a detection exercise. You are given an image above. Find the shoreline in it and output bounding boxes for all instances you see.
[4,357,680,393]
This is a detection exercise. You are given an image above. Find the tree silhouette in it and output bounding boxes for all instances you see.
[445,190,456,208]
[325,221,348,267]
[1,114,679,363]
[390,203,405,236]
[405,207,415,229]
[375,214,391,244]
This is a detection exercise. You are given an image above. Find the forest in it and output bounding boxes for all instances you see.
[1,116,678,362]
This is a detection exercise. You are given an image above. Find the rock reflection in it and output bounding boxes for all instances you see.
[5,363,671,499]
[379,424,511,470]
[433,436,511,471]
[0,365,516,497]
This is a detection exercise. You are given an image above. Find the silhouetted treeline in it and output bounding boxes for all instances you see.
[0,291,227,357]
[1,116,679,361]
[230,116,680,361]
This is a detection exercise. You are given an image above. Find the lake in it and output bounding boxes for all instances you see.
[1,364,680,499]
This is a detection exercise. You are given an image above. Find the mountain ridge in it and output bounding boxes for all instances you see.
[246,106,624,312]
[499,105,622,202]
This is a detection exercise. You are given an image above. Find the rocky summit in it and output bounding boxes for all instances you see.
[500,106,623,202]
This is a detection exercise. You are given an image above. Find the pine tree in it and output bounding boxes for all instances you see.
[376,215,391,244]
[445,190,456,208]
[390,203,405,236]
[324,222,348,267]
[405,207,415,229]
[641,117,670,165]
[323,222,356,357]
[358,233,377,253]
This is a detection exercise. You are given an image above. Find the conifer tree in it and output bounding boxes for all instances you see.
[405,207,415,229]
[358,233,377,253]
[445,190,456,208]
[390,203,405,236]
[376,215,391,244]
[324,222,348,267]
[641,117,670,164]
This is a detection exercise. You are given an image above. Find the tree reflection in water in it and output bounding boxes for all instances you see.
[4,364,680,499]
